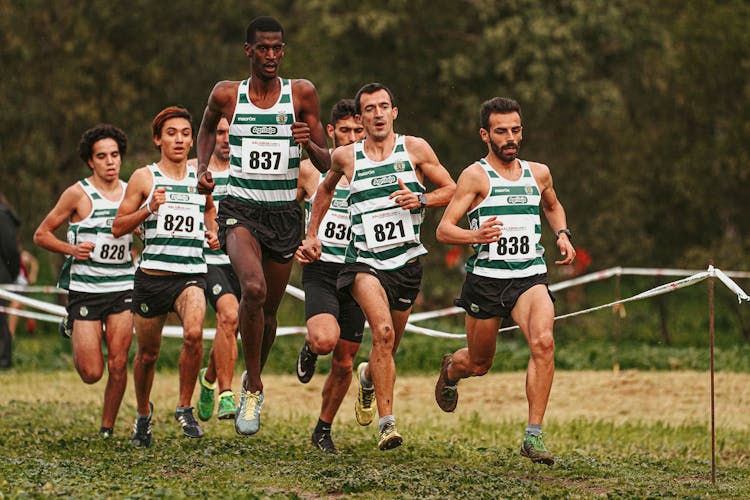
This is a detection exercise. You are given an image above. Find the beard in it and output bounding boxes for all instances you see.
[490,140,519,163]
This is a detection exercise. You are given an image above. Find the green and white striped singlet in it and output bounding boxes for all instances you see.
[139,164,207,274]
[203,167,230,266]
[227,77,300,205]
[58,179,134,293]
[345,135,427,270]
[465,159,547,279]
[305,172,351,265]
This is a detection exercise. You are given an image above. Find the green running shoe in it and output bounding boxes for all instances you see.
[520,434,555,465]
[197,367,216,421]
[217,392,237,420]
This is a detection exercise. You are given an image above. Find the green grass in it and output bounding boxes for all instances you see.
[1,399,748,498]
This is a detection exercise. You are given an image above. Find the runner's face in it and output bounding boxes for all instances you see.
[87,138,121,182]
[245,31,284,80]
[213,118,230,162]
[482,112,523,163]
[358,90,397,141]
[154,117,192,163]
[328,116,364,148]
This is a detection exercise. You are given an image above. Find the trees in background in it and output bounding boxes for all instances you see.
[1,0,748,273]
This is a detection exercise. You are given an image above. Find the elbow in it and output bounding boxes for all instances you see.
[436,223,450,244]
[32,228,43,246]
[111,221,125,239]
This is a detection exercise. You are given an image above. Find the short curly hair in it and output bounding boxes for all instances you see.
[78,124,128,164]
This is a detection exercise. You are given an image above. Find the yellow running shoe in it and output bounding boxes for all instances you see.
[355,362,376,426]
[378,421,403,451]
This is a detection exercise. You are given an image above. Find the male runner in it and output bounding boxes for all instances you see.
[299,83,456,450]
[196,16,330,436]
[34,124,134,438]
[295,99,365,453]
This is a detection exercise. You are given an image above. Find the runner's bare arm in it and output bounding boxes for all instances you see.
[33,184,92,258]
[292,79,330,174]
[197,81,237,193]
[112,168,155,238]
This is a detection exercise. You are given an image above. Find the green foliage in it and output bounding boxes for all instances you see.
[3,0,750,276]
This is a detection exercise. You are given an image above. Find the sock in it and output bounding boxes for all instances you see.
[99,427,113,435]
[202,370,217,388]
[378,415,395,432]
[525,424,542,437]
[219,390,233,399]
[314,419,332,434]
[360,365,373,388]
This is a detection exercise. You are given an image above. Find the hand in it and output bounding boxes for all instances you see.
[205,230,220,251]
[148,187,167,213]
[291,121,311,148]
[197,170,215,195]
[475,216,503,244]
[389,178,420,210]
[73,241,95,261]
[296,236,322,264]
[554,235,576,265]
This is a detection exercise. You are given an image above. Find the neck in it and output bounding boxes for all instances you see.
[88,175,120,192]
[364,132,396,160]
[209,156,230,171]
[158,158,187,176]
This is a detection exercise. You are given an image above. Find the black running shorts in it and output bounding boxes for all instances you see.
[455,272,554,319]
[217,196,302,263]
[205,264,241,311]
[66,289,133,322]
[337,259,422,312]
[302,261,365,343]
[133,268,207,318]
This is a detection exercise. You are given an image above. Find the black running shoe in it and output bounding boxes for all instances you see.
[296,343,318,383]
[175,407,204,438]
[131,402,153,448]
[311,429,338,454]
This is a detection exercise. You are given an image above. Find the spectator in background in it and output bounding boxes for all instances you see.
[8,249,40,335]
[0,192,21,369]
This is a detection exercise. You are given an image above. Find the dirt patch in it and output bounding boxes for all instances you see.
[2,370,748,430]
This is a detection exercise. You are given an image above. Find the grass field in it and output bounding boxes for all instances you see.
[2,369,749,498]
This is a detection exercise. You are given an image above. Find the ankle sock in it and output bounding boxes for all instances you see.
[378,415,395,432]
[314,419,332,434]
[360,365,373,388]
[525,424,542,437]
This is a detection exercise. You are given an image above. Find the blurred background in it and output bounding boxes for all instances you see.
[1,0,749,368]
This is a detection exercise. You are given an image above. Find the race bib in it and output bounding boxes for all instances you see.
[319,210,351,246]
[155,203,202,239]
[484,214,536,261]
[241,137,289,175]
[362,208,415,249]
[91,233,130,264]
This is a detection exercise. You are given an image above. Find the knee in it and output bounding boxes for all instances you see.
[107,352,129,377]
[309,335,337,355]
[78,365,104,384]
[469,358,493,377]
[529,331,555,360]
[137,348,160,368]
[182,331,203,353]
[240,280,266,307]
[217,308,239,335]
[371,324,395,351]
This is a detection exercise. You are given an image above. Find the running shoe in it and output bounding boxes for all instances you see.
[175,407,204,438]
[131,402,153,448]
[355,362,376,426]
[311,429,338,454]
[197,367,216,421]
[217,392,237,420]
[99,427,113,439]
[235,371,264,435]
[378,421,403,451]
[296,343,318,383]
[59,316,72,339]
[520,434,555,465]
[435,353,458,412]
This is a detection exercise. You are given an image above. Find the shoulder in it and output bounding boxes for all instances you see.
[403,135,436,158]
[59,181,86,204]
[290,78,317,96]
[331,143,355,164]
[126,166,154,190]
[458,161,488,185]
[526,160,551,184]
[210,80,241,105]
